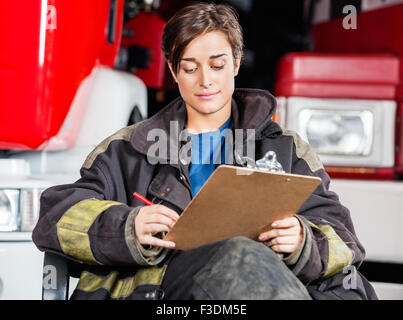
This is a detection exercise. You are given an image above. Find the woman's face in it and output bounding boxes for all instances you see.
[169,31,241,118]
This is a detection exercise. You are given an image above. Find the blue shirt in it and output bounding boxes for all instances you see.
[189,117,232,197]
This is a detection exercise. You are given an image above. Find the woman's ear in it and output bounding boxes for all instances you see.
[234,55,241,77]
[168,62,178,83]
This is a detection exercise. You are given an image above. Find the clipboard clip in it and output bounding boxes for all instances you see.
[236,151,285,173]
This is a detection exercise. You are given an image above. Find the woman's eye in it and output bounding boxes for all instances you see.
[184,68,197,74]
[183,65,224,73]
[212,65,224,70]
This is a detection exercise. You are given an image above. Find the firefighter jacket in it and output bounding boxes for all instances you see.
[32,88,374,299]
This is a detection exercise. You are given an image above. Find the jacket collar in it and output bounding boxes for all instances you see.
[130,88,282,163]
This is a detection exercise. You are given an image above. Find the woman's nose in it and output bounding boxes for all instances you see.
[199,67,212,87]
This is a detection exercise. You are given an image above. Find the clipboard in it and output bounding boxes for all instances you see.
[164,165,321,250]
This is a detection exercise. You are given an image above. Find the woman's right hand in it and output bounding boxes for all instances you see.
[134,204,180,249]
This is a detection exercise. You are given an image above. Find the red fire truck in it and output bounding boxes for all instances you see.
[0,0,149,298]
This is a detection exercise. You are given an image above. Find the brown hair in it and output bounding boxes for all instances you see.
[161,2,244,74]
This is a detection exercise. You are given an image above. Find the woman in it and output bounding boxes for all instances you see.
[33,2,376,300]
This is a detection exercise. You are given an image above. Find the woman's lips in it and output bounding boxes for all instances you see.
[195,91,219,100]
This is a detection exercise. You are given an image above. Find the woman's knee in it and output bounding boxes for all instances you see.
[217,236,280,261]
[193,236,311,299]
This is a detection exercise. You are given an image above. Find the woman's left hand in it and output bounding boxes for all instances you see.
[258,217,303,254]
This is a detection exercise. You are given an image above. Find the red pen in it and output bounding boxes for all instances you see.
[133,192,154,206]
[133,192,178,223]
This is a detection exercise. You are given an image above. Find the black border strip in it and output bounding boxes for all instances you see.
[359,260,403,284]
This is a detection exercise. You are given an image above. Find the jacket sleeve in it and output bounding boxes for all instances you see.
[32,143,168,268]
[282,131,365,285]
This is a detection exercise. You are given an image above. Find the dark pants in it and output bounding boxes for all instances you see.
[161,236,311,300]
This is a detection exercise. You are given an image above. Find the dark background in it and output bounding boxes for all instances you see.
[123,0,313,117]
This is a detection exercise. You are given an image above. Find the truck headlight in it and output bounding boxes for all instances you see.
[284,97,396,169]
[299,109,374,156]
[0,190,20,232]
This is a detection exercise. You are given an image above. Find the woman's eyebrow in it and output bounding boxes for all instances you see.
[180,53,228,62]
[209,53,227,59]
